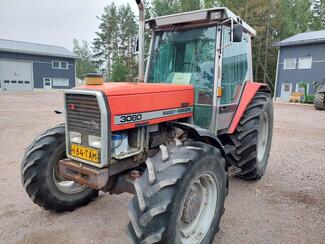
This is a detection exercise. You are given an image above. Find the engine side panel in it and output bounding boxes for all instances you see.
[228,82,270,134]
[109,90,194,131]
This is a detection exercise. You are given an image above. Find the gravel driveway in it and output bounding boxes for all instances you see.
[0,92,324,244]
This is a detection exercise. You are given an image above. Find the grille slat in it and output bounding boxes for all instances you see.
[67,104,101,110]
[67,113,101,122]
[67,108,101,115]
[66,93,102,161]
[67,119,101,128]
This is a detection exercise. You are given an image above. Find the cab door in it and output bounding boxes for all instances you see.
[215,26,252,132]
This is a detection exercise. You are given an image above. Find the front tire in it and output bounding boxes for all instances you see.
[228,92,273,180]
[314,93,325,110]
[127,140,227,244]
[21,125,98,212]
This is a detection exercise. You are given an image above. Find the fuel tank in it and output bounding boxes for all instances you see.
[78,82,194,131]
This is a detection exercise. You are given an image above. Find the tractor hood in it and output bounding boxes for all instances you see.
[78,82,193,96]
[75,82,195,131]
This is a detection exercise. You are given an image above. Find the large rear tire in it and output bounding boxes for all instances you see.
[228,92,273,180]
[21,125,98,212]
[314,93,325,110]
[126,140,227,244]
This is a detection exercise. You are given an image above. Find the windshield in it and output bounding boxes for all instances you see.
[148,27,216,86]
[148,26,217,128]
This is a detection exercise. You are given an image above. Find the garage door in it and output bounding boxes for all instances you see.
[0,60,33,91]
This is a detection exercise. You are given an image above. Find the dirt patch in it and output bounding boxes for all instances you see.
[16,230,75,244]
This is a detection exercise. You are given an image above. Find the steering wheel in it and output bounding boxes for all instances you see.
[177,62,200,72]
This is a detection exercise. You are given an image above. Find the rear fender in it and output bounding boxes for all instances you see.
[168,122,234,159]
[228,82,270,134]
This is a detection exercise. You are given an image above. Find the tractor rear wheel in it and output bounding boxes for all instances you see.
[126,140,227,244]
[228,92,273,180]
[314,93,325,110]
[21,125,98,212]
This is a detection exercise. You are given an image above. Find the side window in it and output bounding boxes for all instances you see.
[221,27,249,104]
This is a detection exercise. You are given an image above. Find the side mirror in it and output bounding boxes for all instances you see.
[233,24,243,42]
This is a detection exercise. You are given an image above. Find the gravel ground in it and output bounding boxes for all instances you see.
[0,92,324,244]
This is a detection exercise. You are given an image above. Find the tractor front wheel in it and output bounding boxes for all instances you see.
[127,140,227,244]
[21,125,98,212]
[228,92,273,180]
[314,93,325,110]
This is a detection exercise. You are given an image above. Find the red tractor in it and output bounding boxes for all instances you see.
[21,2,273,243]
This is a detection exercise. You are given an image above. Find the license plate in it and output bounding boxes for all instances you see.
[71,144,99,163]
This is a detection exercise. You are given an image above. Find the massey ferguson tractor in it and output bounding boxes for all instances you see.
[21,1,273,243]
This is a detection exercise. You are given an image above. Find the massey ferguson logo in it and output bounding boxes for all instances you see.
[68,104,77,111]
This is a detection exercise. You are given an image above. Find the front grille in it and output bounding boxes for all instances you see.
[66,94,101,136]
[66,93,102,163]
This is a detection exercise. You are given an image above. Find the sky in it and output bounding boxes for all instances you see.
[0,0,138,51]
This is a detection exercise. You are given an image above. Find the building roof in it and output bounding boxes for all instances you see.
[0,39,78,59]
[277,29,325,47]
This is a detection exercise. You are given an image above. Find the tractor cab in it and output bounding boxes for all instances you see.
[145,8,256,132]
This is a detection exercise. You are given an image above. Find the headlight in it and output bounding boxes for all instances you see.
[88,135,101,149]
[69,131,81,144]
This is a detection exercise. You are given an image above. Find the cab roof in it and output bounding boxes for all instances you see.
[146,7,256,37]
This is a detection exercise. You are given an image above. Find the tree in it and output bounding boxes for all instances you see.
[311,0,325,30]
[180,0,201,12]
[151,0,180,16]
[111,56,128,82]
[117,4,138,80]
[73,39,97,79]
[93,3,137,81]
[203,0,221,8]
[93,3,119,78]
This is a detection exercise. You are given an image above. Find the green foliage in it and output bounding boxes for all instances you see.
[111,56,128,82]
[203,0,220,8]
[93,3,137,81]
[73,39,97,79]
[151,0,180,16]
[311,0,325,30]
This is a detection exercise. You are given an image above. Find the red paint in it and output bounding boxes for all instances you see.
[228,82,269,134]
[77,82,195,131]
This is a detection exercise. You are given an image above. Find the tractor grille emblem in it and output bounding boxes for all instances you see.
[68,104,77,111]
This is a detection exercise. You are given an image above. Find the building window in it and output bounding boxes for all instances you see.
[283,58,296,70]
[53,78,69,87]
[298,57,312,69]
[52,60,69,70]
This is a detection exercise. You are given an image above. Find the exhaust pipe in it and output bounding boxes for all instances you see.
[136,0,145,83]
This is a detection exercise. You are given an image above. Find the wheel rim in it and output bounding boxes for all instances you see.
[257,111,269,162]
[53,154,87,194]
[179,173,218,244]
